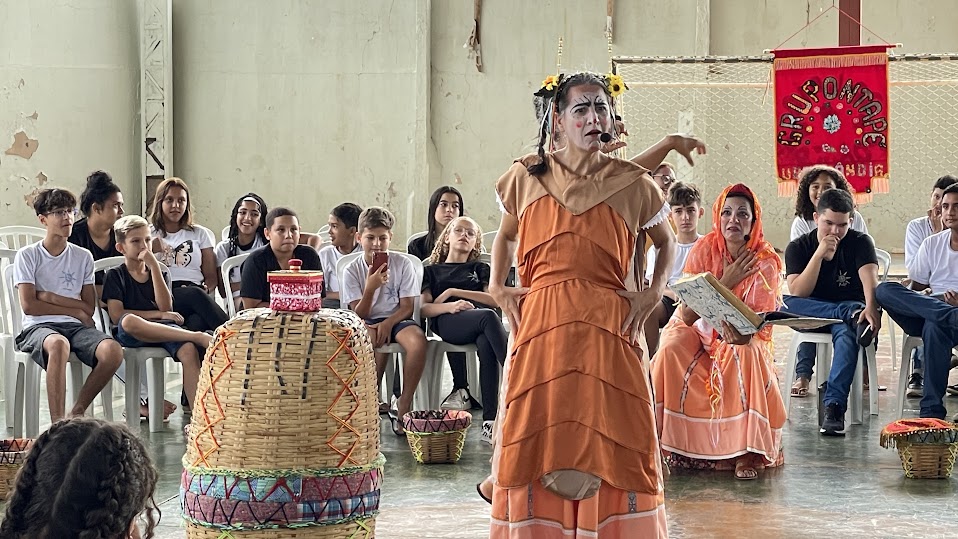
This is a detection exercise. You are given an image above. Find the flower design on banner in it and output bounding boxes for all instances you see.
[823,114,841,134]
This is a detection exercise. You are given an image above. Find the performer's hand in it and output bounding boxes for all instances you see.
[599,140,627,154]
[720,251,758,290]
[669,134,707,166]
[616,288,658,345]
[720,321,751,345]
[490,284,529,332]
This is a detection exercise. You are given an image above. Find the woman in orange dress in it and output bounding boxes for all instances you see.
[487,72,676,538]
[651,183,786,480]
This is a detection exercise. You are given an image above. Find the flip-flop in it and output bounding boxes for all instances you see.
[790,378,810,398]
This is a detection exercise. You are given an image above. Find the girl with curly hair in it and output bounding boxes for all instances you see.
[0,418,160,538]
[421,217,506,444]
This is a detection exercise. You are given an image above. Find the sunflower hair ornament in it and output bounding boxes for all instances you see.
[534,72,628,99]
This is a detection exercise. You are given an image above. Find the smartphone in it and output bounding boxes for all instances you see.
[372,252,389,273]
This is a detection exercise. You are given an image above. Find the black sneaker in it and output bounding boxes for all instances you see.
[906,373,923,398]
[820,402,845,436]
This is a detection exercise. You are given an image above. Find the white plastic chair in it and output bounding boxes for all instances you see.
[874,249,897,368]
[0,249,23,431]
[4,265,114,437]
[221,225,230,242]
[317,224,331,244]
[220,252,251,318]
[336,251,437,411]
[92,257,173,432]
[406,231,427,253]
[481,231,497,253]
[782,328,878,427]
[0,226,45,250]
[894,334,958,419]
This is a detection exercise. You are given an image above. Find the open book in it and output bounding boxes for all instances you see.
[670,272,840,336]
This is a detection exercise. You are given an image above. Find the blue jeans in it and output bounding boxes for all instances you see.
[781,295,864,413]
[876,283,958,419]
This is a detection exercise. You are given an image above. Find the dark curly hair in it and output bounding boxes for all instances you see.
[528,72,615,176]
[225,193,268,258]
[0,418,160,539]
[794,165,853,220]
[79,171,122,217]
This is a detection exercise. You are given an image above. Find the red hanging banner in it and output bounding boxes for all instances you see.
[773,45,890,203]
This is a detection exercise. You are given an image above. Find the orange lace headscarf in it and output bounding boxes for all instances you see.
[683,183,783,321]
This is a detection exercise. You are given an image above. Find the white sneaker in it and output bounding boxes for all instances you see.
[440,388,470,411]
[481,421,494,445]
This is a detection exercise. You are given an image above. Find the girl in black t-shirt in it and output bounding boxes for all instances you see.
[69,171,124,287]
[421,217,507,440]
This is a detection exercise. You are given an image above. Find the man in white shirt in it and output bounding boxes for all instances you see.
[877,183,958,420]
[901,175,958,396]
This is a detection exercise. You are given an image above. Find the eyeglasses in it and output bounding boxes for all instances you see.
[45,208,78,220]
[652,174,676,186]
[452,227,477,238]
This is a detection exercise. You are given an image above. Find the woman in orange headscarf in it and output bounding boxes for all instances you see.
[651,183,785,480]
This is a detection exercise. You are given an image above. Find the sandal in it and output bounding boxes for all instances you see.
[387,411,405,436]
[734,458,758,481]
[791,376,810,398]
[476,482,492,505]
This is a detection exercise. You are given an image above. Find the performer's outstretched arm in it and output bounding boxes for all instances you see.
[629,134,707,171]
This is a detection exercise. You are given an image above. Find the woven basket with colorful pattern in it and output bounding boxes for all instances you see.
[402,410,471,464]
[0,439,33,499]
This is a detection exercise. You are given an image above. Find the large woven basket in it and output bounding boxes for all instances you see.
[403,410,471,464]
[182,308,382,537]
[0,439,33,500]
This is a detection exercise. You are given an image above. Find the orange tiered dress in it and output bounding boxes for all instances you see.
[490,153,669,538]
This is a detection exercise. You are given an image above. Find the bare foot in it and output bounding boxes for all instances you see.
[194,332,213,349]
[478,476,494,502]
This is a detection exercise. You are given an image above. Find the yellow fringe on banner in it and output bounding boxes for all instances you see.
[774,52,887,71]
[872,176,890,194]
[777,179,798,198]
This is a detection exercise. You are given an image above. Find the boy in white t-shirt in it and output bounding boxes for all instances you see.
[341,207,427,435]
[901,175,958,396]
[12,188,123,423]
[319,202,362,309]
[643,181,704,354]
[877,184,958,420]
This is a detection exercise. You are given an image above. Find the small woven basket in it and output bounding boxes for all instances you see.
[0,439,34,500]
[881,419,958,479]
[402,410,471,464]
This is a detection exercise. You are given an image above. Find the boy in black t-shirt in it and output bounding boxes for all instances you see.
[102,215,212,413]
[781,189,881,436]
[240,207,322,309]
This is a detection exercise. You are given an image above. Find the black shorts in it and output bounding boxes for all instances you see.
[365,318,419,343]
[15,322,113,369]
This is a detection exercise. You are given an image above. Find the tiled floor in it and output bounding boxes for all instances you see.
[5,310,958,537]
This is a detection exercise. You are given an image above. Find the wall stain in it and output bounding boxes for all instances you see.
[5,131,39,160]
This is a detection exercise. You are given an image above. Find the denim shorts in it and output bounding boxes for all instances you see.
[114,314,185,359]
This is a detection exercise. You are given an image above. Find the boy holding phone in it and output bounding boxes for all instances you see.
[341,207,427,435]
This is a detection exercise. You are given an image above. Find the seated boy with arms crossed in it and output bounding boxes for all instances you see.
[13,188,122,422]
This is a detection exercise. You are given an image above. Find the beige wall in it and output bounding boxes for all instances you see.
[3,1,958,251]
[0,0,139,226]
